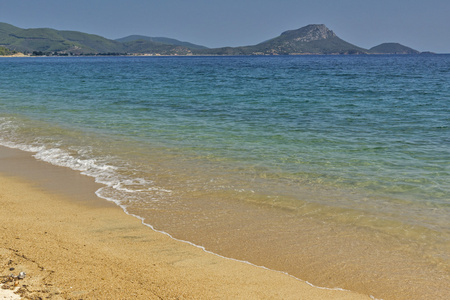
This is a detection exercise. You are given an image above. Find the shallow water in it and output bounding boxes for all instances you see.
[0,55,449,299]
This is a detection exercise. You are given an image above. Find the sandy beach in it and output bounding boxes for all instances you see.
[0,147,371,299]
[0,53,28,58]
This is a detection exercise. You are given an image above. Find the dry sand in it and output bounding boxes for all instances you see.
[0,173,371,299]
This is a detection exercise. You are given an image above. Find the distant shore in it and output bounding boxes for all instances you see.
[0,146,370,299]
[0,53,28,57]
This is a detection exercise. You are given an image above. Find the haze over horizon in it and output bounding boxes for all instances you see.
[1,0,449,53]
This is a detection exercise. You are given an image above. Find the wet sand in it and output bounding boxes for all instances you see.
[0,146,370,299]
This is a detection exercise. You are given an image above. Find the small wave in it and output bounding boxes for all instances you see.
[34,148,117,174]
[112,179,172,194]
[0,138,177,219]
[0,122,172,206]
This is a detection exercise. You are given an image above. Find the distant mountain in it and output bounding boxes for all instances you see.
[370,43,419,54]
[122,40,194,55]
[0,22,192,55]
[0,22,425,56]
[0,22,125,54]
[194,24,368,55]
[253,24,367,54]
[116,35,208,49]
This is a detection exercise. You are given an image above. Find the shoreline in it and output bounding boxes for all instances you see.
[0,146,371,299]
[1,53,448,58]
[1,142,449,299]
[1,138,449,299]
[0,54,29,58]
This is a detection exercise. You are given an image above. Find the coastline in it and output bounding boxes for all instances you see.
[0,146,370,299]
[0,54,28,58]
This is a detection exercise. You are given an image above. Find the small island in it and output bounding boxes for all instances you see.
[369,43,420,54]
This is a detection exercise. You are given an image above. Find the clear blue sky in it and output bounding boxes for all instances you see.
[1,0,449,53]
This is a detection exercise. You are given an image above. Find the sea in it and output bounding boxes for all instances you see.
[0,55,449,299]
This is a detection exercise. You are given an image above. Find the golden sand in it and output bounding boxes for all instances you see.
[0,173,371,299]
[0,53,28,57]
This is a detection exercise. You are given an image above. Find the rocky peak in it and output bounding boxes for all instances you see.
[280,24,336,42]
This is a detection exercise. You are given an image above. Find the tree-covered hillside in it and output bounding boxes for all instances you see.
[0,46,14,55]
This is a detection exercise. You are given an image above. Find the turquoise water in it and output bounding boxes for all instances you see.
[0,55,449,297]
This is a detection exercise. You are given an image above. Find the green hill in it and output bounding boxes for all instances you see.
[116,35,208,50]
[0,22,196,55]
[123,40,193,55]
[0,22,125,54]
[369,43,419,54]
[195,24,368,55]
